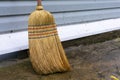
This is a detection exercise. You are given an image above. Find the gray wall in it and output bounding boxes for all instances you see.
[1,0,120,33]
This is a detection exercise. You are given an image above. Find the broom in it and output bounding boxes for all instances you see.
[28,0,71,74]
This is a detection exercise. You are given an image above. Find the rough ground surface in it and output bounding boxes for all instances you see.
[0,38,120,80]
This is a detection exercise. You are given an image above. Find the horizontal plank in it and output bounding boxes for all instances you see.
[1,1,120,16]
[63,8,120,24]
[1,8,120,33]
[0,13,64,33]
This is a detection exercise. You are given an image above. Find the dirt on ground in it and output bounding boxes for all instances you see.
[0,38,120,80]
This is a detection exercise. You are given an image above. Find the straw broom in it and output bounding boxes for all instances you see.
[28,0,71,74]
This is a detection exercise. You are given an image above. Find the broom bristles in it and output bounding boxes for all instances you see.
[28,6,71,74]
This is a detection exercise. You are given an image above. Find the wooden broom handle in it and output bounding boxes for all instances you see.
[37,0,42,6]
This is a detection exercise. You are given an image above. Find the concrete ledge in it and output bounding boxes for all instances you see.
[0,50,28,61]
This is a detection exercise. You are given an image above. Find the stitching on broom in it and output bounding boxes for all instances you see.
[29,28,57,33]
[28,25,56,30]
[29,31,57,36]
[29,34,58,39]
[28,23,56,27]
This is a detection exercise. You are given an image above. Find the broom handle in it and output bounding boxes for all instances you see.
[37,0,42,6]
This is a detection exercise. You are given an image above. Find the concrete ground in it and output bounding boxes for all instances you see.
[0,37,120,80]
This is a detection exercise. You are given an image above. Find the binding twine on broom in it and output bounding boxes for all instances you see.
[28,0,71,74]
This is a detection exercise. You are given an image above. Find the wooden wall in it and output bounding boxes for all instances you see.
[1,0,120,33]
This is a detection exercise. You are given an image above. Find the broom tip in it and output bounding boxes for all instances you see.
[37,0,42,6]
[36,0,43,10]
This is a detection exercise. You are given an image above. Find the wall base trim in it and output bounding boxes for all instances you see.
[0,18,120,55]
